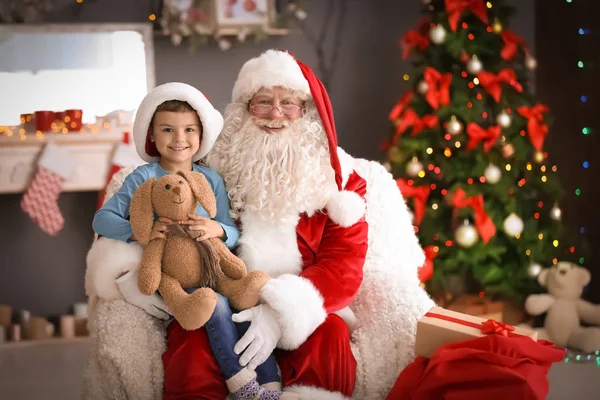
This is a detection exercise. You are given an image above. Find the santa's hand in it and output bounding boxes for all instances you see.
[233,304,281,371]
[116,270,172,320]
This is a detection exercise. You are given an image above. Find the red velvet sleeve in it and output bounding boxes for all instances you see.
[300,172,369,313]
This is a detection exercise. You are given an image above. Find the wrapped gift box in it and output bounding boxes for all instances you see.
[445,294,504,322]
[415,306,537,358]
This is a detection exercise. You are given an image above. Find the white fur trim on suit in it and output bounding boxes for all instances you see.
[133,82,224,163]
[85,237,143,301]
[285,385,350,400]
[337,147,355,188]
[231,50,310,103]
[260,274,327,350]
[325,190,366,228]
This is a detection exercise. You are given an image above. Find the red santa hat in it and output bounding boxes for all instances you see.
[232,50,365,227]
[133,82,223,163]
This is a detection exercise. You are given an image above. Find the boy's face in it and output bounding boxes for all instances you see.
[150,110,202,165]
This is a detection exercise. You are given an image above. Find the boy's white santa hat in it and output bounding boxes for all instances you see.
[232,50,365,228]
[133,82,223,163]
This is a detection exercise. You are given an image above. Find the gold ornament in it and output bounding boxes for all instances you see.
[528,262,543,277]
[447,115,463,135]
[406,157,424,177]
[455,220,479,248]
[550,203,562,220]
[503,213,524,237]
[382,161,392,172]
[534,151,545,163]
[467,55,483,75]
[492,19,503,33]
[502,143,515,158]
[525,55,537,70]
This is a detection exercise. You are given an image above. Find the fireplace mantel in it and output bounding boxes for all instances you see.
[0,130,127,194]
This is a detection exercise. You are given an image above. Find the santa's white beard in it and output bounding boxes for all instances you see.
[206,103,336,223]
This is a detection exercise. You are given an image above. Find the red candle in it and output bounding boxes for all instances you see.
[34,111,55,132]
[65,109,83,132]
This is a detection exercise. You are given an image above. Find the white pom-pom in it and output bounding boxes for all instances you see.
[325,190,366,228]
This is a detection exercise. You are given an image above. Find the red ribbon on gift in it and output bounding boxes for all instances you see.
[389,91,414,121]
[452,188,496,243]
[501,30,527,61]
[424,67,452,109]
[466,123,501,152]
[477,69,523,103]
[397,179,431,225]
[517,104,549,151]
[401,30,430,60]
[445,0,489,32]
[418,246,438,283]
[425,311,521,338]
[395,109,439,139]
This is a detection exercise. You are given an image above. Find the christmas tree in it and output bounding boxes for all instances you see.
[384,0,587,302]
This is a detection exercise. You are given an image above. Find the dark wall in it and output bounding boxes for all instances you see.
[0,0,535,317]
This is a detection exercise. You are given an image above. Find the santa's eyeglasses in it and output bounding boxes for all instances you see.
[250,103,302,115]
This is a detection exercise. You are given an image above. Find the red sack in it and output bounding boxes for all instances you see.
[386,335,564,400]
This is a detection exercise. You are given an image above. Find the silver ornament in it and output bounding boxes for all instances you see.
[484,164,502,184]
[467,56,483,75]
[550,204,562,220]
[417,80,429,94]
[447,116,463,135]
[528,262,543,277]
[496,111,512,128]
[430,25,447,45]
[525,55,537,70]
[503,213,524,236]
[455,221,479,248]
[406,157,424,177]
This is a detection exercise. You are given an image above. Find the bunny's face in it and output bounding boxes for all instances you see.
[152,174,197,221]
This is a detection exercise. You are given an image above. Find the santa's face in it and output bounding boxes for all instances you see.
[206,98,336,222]
[249,87,304,133]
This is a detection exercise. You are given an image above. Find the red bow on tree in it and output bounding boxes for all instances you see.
[401,30,430,60]
[389,91,414,121]
[452,188,496,243]
[424,67,452,109]
[445,0,489,32]
[481,319,516,337]
[501,30,528,61]
[418,245,438,283]
[395,109,439,139]
[517,104,549,151]
[477,69,523,103]
[466,123,501,152]
[397,179,431,225]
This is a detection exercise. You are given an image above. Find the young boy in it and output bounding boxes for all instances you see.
[93,82,288,400]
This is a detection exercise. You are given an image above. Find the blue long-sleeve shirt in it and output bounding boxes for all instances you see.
[92,163,239,249]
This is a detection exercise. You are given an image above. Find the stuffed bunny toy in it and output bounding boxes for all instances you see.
[130,170,269,331]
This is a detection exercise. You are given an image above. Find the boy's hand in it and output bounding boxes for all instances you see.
[181,214,224,241]
[150,217,173,241]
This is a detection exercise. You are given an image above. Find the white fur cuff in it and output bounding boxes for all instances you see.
[326,190,366,228]
[85,237,143,300]
[285,385,351,400]
[260,274,327,350]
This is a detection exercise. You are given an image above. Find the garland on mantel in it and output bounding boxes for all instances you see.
[160,0,308,51]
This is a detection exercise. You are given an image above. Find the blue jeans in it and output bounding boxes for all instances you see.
[205,292,280,385]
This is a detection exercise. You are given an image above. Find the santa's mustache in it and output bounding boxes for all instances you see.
[251,117,292,129]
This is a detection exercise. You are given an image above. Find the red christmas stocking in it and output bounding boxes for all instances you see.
[21,143,76,236]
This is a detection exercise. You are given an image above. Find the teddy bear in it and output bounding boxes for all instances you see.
[130,170,269,331]
[525,261,600,352]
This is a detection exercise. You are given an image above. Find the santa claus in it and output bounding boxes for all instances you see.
[162,49,371,399]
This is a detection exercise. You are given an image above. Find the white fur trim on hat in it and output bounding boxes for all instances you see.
[260,274,327,350]
[133,82,224,163]
[232,50,310,103]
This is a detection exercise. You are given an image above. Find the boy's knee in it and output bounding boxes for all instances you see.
[212,292,232,319]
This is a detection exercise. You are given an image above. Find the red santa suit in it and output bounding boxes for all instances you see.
[162,50,370,400]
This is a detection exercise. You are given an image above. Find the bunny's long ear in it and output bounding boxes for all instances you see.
[178,170,217,218]
[130,177,156,244]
